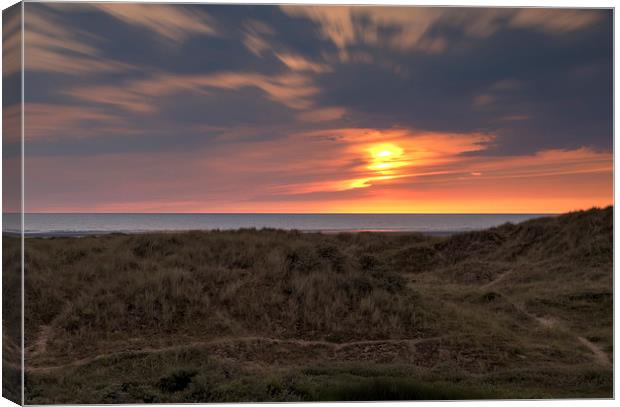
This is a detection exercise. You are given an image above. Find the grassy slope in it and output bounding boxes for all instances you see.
[14,207,612,402]
[2,236,22,403]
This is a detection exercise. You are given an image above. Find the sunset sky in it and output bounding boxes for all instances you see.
[3,3,613,213]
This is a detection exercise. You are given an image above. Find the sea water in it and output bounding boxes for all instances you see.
[2,213,550,236]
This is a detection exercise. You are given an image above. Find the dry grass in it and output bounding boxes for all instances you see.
[2,235,22,404]
[8,206,613,402]
[23,229,432,357]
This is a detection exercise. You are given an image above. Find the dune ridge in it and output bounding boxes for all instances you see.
[2,206,612,402]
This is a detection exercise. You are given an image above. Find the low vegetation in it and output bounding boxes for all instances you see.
[2,235,22,404]
[8,206,612,402]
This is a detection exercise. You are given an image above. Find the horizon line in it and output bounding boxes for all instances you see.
[4,205,613,216]
[6,211,572,215]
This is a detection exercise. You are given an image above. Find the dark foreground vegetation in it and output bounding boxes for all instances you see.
[9,207,612,402]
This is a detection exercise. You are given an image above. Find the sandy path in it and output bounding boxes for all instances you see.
[481,268,514,290]
[26,335,449,374]
[576,336,611,368]
[477,265,611,368]
[489,289,611,368]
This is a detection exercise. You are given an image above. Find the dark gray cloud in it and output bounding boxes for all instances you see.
[313,10,612,154]
[22,3,612,159]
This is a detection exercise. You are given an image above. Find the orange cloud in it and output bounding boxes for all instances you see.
[276,52,332,73]
[2,104,21,144]
[326,145,612,214]
[299,128,493,192]
[241,20,274,57]
[22,103,123,140]
[92,3,217,42]
[22,126,612,214]
[280,6,603,54]
[463,148,612,180]
[68,71,320,112]
[25,6,133,74]
[510,9,602,33]
[212,128,611,213]
[68,85,156,114]
[297,107,346,122]
[281,6,443,52]
[2,6,21,77]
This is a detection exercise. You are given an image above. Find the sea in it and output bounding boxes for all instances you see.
[3,213,551,236]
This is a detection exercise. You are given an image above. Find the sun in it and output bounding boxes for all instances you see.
[346,141,410,190]
[370,143,403,159]
[368,143,405,173]
[376,149,394,158]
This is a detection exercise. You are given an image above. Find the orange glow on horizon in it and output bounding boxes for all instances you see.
[23,127,613,215]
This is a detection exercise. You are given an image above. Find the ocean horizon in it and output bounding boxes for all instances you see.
[3,213,552,235]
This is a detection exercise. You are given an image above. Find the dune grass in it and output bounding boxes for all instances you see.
[2,235,22,404]
[11,206,613,402]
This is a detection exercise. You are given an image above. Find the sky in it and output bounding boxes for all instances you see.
[2,3,614,213]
